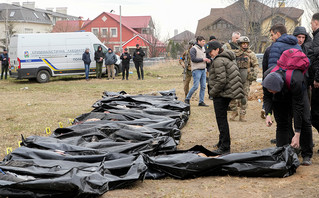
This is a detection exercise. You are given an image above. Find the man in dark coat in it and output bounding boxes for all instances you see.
[133,44,145,80]
[263,67,313,166]
[0,49,9,80]
[120,48,132,80]
[82,48,91,81]
[309,13,319,135]
[293,26,313,56]
[94,46,104,79]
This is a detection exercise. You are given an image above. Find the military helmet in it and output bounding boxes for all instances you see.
[237,36,250,44]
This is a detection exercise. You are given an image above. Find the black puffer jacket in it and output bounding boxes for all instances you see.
[120,52,132,65]
[208,50,244,99]
[309,28,319,83]
[133,48,145,62]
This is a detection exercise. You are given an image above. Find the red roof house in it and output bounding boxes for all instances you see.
[53,12,165,57]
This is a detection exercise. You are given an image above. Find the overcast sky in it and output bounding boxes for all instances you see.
[2,0,232,39]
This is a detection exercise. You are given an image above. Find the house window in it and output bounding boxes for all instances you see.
[92,28,99,36]
[101,28,108,37]
[33,12,39,19]
[25,28,33,33]
[114,46,120,53]
[272,16,285,26]
[10,11,15,17]
[110,28,117,37]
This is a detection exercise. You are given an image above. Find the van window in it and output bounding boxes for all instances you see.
[94,44,107,53]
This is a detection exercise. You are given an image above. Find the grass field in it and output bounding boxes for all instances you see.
[1,61,319,198]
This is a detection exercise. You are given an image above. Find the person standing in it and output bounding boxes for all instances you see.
[0,49,9,80]
[206,35,217,99]
[105,48,117,80]
[265,23,302,144]
[293,26,313,56]
[184,36,211,106]
[120,48,132,80]
[263,49,313,165]
[229,36,259,122]
[222,32,241,51]
[309,13,319,135]
[82,48,91,81]
[206,41,244,154]
[133,44,145,80]
[94,46,104,79]
[179,40,194,97]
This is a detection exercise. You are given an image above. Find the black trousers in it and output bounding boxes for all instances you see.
[1,64,8,79]
[122,63,130,79]
[134,61,144,79]
[213,97,232,149]
[311,87,319,132]
[273,92,313,158]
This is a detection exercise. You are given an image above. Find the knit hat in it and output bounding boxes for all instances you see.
[108,48,112,51]
[124,48,128,51]
[262,72,284,92]
[209,35,216,41]
[205,41,222,53]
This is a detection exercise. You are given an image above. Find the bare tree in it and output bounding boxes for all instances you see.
[303,0,319,31]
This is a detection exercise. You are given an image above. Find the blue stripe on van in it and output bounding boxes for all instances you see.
[20,59,43,63]
[20,59,59,71]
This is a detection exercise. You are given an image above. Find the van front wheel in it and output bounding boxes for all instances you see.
[36,70,50,83]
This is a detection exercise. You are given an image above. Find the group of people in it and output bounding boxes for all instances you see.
[82,44,145,81]
[179,13,319,166]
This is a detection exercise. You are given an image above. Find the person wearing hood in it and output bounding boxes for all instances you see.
[263,64,313,165]
[105,48,117,80]
[293,26,313,56]
[82,48,91,81]
[206,41,244,154]
[94,46,104,79]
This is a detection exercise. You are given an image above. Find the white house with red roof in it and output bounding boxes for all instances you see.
[52,12,165,57]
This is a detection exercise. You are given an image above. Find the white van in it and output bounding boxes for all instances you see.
[9,32,120,83]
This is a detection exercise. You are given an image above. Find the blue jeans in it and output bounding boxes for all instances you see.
[186,69,206,103]
[84,63,90,79]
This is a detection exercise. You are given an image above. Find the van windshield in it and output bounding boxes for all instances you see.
[93,44,107,53]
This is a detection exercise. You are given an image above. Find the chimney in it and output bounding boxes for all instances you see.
[278,0,285,7]
[46,7,54,12]
[12,2,20,6]
[174,29,178,36]
[79,16,84,29]
[56,7,68,15]
[244,0,249,10]
[22,2,35,9]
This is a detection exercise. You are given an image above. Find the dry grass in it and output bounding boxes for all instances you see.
[1,61,319,198]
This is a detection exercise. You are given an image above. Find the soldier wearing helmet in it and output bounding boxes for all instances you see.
[229,36,259,122]
[179,40,195,97]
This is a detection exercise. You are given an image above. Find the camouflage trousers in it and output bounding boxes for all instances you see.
[229,80,251,115]
[184,70,192,97]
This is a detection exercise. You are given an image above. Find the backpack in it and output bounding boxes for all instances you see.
[270,48,309,90]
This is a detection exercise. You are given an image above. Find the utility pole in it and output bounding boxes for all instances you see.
[4,4,9,50]
[119,5,122,52]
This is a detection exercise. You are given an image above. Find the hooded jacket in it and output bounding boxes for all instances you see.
[94,47,104,63]
[293,27,313,56]
[120,52,132,65]
[105,50,117,65]
[268,34,302,68]
[208,50,244,99]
